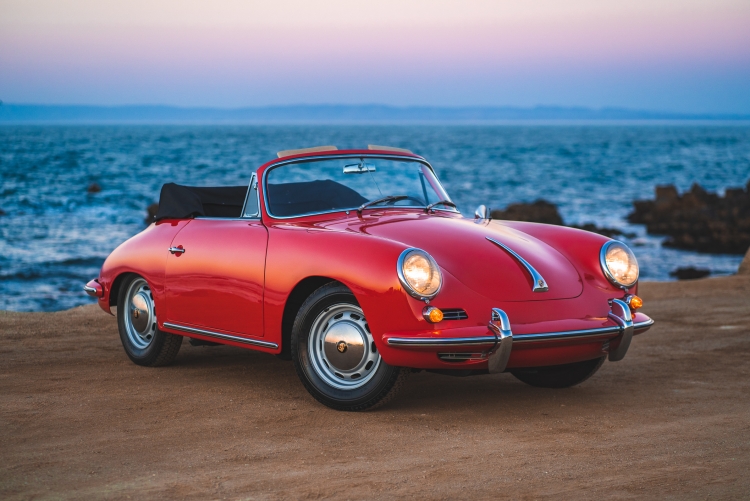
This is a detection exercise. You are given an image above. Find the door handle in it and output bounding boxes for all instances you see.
[168,246,186,255]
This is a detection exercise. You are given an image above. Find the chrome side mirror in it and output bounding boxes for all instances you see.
[474,204,489,221]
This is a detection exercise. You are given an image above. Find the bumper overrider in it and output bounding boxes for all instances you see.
[385,299,654,373]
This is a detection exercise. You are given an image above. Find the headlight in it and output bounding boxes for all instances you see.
[397,248,442,300]
[600,240,639,288]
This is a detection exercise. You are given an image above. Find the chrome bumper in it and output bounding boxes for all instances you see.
[385,299,653,373]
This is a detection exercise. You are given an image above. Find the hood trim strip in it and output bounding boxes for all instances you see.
[486,237,549,293]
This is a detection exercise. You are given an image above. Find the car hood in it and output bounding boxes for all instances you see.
[321,212,583,302]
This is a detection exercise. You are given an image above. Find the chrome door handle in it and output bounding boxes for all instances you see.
[168,247,186,255]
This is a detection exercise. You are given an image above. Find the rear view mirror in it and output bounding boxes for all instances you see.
[343,163,376,174]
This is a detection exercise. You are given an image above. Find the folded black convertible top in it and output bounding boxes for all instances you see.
[155,183,247,221]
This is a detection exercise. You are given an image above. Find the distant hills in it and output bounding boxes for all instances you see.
[1,103,749,123]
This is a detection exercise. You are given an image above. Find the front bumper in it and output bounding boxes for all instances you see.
[385,299,653,372]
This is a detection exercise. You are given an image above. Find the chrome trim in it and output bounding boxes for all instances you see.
[397,248,443,301]
[343,162,376,174]
[486,237,549,292]
[168,247,185,254]
[163,322,279,349]
[385,318,653,347]
[261,153,458,220]
[600,240,639,289]
[487,308,513,373]
[83,285,98,297]
[239,173,261,219]
[607,298,634,361]
[474,204,488,220]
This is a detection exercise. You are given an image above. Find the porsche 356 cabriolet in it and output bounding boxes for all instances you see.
[85,145,653,411]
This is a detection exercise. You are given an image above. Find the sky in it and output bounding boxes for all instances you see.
[1,0,749,113]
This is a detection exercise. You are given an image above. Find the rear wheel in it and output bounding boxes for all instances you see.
[291,282,408,411]
[117,274,182,367]
[510,357,605,388]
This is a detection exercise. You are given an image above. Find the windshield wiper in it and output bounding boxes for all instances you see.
[424,200,457,213]
[357,195,408,214]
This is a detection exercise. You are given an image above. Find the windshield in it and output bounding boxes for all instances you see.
[264,156,454,218]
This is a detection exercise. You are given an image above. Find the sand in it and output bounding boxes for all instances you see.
[1,275,749,500]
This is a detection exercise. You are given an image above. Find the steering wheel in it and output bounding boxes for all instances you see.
[384,196,425,206]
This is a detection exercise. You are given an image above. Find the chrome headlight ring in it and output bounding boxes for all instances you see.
[397,248,442,301]
[600,240,639,289]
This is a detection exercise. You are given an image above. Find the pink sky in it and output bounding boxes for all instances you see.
[1,0,749,112]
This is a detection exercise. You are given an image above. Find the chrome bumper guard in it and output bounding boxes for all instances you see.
[386,299,653,373]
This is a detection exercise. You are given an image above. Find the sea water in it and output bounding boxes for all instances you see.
[1,124,748,311]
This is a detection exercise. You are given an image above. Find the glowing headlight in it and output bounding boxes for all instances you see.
[600,241,639,288]
[397,248,442,300]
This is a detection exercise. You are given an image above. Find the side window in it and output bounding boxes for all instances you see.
[242,175,260,218]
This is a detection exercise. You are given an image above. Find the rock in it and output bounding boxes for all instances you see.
[145,203,159,224]
[0,208,6,216]
[628,183,750,254]
[489,199,635,238]
[87,182,102,193]
[490,200,564,225]
[739,247,750,275]
[669,267,711,280]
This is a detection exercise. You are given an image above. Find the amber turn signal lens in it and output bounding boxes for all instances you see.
[423,306,444,323]
[629,295,643,309]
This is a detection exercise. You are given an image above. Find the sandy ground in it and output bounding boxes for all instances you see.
[1,276,749,500]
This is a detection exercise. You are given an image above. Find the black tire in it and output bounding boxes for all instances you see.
[291,282,408,411]
[117,274,182,367]
[510,356,605,388]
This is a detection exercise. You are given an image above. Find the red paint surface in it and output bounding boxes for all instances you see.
[96,149,652,368]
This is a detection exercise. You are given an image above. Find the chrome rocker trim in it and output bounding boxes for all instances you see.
[163,322,279,349]
[486,237,549,292]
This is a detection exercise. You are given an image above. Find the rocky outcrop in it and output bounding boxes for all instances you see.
[490,200,633,238]
[628,182,750,254]
[87,182,102,193]
[490,200,563,225]
[669,267,711,280]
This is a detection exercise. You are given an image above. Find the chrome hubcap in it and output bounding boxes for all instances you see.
[123,278,156,350]
[309,304,380,390]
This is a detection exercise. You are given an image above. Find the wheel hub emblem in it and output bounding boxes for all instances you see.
[133,308,140,319]
[336,341,348,353]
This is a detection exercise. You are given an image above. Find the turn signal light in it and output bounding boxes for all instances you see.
[423,306,444,323]
[628,295,643,310]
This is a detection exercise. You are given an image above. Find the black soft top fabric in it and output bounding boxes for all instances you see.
[155,183,247,220]
[267,180,368,217]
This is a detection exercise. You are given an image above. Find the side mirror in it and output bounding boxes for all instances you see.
[474,204,490,221]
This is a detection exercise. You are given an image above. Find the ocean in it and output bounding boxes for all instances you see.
[1,124,749,312]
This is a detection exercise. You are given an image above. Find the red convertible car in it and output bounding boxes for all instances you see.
[85,145,653,411]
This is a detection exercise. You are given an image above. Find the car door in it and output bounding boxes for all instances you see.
[164,177,267,337]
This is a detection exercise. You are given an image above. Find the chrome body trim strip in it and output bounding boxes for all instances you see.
[83,285,99,297]
[486,237,549,292]
[163,322,279,349]
[261,153,459,220]
[385,318,653,348]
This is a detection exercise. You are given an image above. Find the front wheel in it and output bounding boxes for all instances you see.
[117,274,182,367]
[291,283,408,411]
[510,357,605,388]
